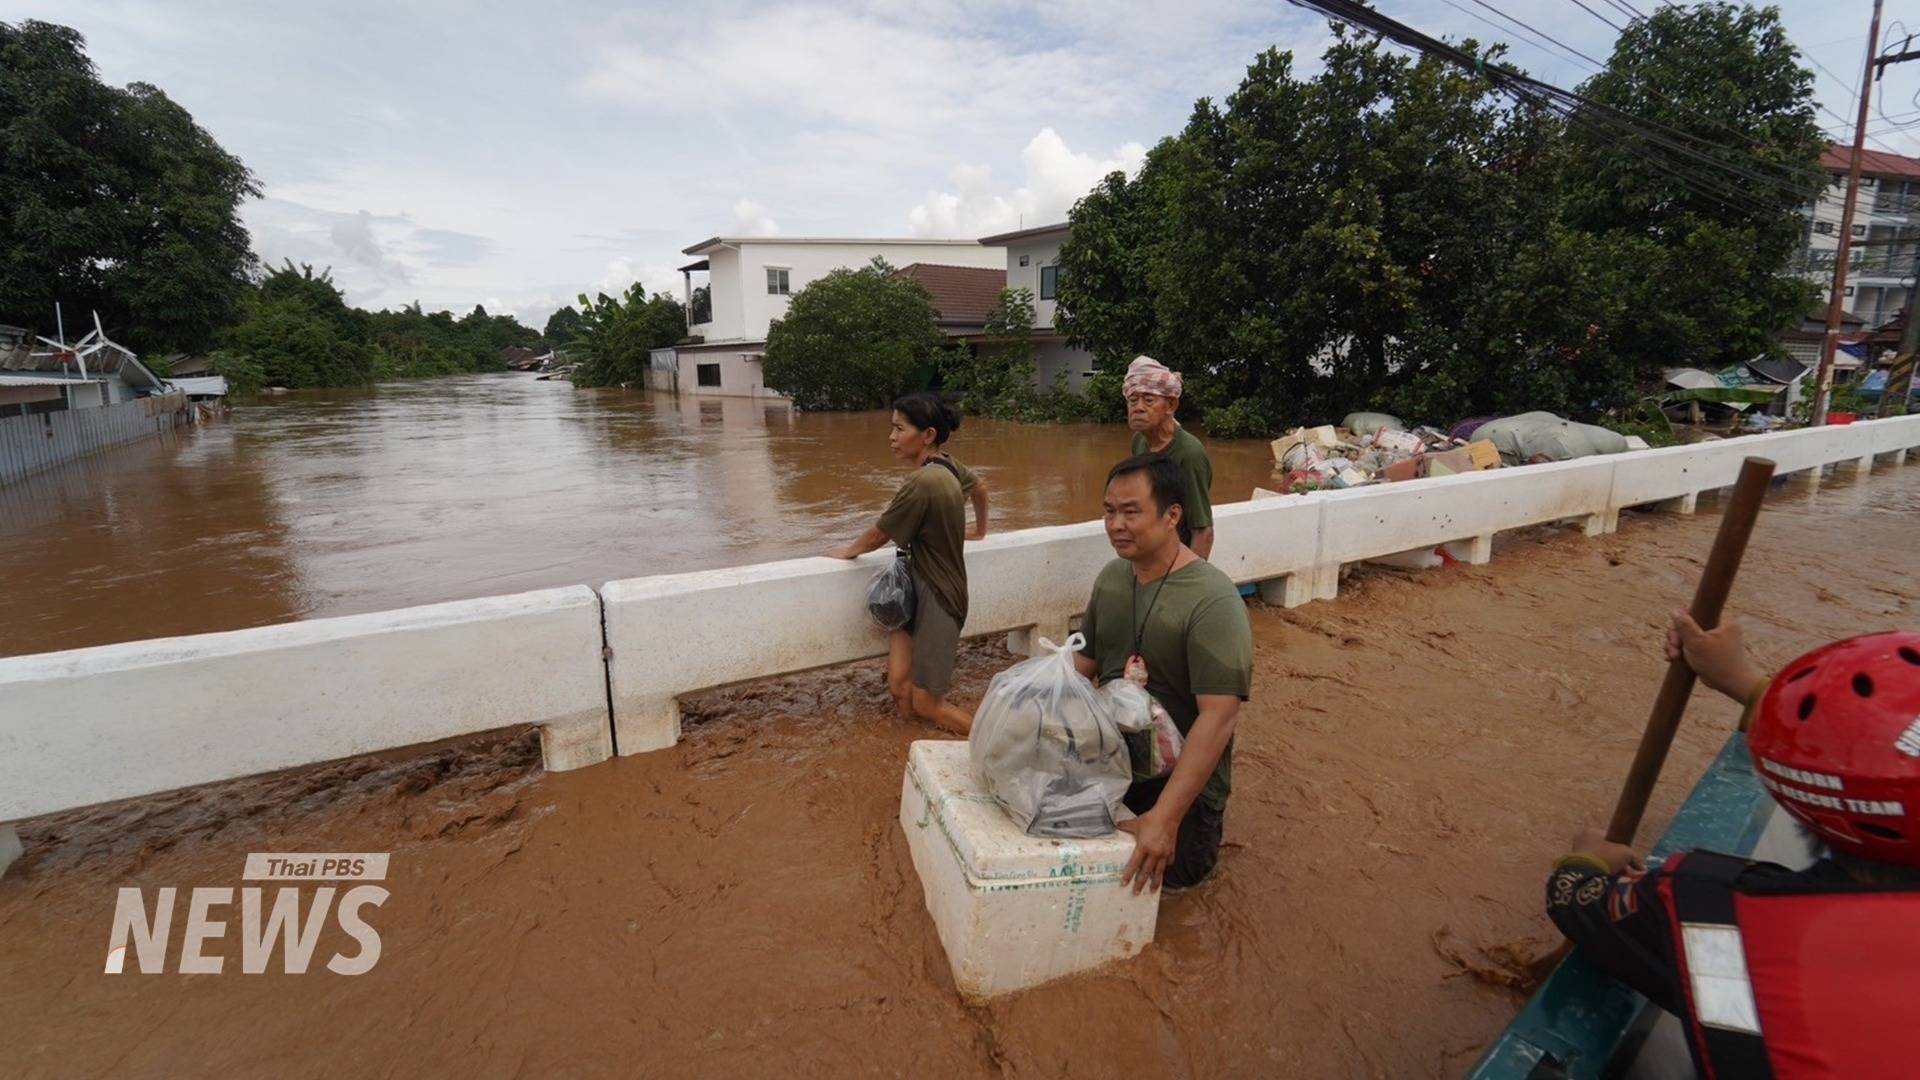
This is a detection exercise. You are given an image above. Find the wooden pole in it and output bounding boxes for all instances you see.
[1527,457,1777,985]
[1605,456,1777,843]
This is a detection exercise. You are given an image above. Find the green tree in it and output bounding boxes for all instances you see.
[761,259,947,410]
[567,284,685,387]
[1562,2,1824,374]
[0,20,259,354]
[215,262,540,390]
[1055,10,1822,435]
[543,305,585,349]
[944,287,1039,416]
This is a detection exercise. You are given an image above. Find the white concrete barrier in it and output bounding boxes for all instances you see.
[600,495,1330,754]
[1867,413,1920,461]
[0,586,612,822]
[11,415,1920,797]
[601,522,1116,754]
[1318,456,1617,571]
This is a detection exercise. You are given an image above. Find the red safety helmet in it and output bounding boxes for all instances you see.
[1749,632,1920,867]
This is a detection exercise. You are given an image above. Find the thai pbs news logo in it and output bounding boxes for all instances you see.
[103,853,390,975]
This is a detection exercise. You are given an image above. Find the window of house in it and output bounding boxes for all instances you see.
[1018,254,1030,267]
[1852,224,1867,237]
[1039,265,1060,300]
[1844,286,1855,297]
[1814,221,1835,235]
[696,363,723,387]
[766,267,791,296]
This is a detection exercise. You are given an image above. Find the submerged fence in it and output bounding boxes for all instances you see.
[0,392,190,487]
[3,414,1919,823]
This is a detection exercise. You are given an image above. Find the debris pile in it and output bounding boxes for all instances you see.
[1270,412,1502,494]
[1268,410,1642,494]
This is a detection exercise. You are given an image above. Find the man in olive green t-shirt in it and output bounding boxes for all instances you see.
[1124,355,1214,559]
[1073,452,1253,893]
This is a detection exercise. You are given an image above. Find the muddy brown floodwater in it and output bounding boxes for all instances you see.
[4,465,1914,1078]
[0,373,1275,658]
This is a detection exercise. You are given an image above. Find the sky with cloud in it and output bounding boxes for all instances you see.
[21,0,1920,330]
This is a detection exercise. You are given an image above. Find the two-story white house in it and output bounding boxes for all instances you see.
[655,236,1006,400]
[976,222,1100,391]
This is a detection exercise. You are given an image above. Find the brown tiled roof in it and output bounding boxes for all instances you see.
[893,263,1006,326]
[1822,144,1920,180]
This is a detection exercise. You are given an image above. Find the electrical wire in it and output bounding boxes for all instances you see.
[1292,0,1893,217]
[1561,0,1623,34]
[1439,0,1889,192]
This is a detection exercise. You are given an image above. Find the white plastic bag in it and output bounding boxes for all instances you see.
[865,554,915,631]
[969,634,1131,838]
[1099,667,1184,780]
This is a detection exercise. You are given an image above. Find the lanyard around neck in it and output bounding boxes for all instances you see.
[1131,546,1180,657]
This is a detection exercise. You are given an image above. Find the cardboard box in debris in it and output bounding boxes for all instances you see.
[1270,411,1633,494]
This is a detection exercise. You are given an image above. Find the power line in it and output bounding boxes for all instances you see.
[1448,0,1884,193]
[1561,0,1624,34]
[1463,0,1608,68]
[1601,0,1646,21]
[1293,0,1880,216]
[1432,0,1597,73]
[1302,0,1810,209]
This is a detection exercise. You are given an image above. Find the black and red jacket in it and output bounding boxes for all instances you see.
[1546,850,1920,1078]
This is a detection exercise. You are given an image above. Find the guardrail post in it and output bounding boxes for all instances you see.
[541,711,618,771]
[1845,453,1874,478]
[0,823,20,879]
[1257,572,1315,608]
[1792,466,1822,492]
[1461,534,1494,565]
[1654,492,1698,514]
[613,694,682,756]
[1311,561,1341,601]
[1006,617,1075,658]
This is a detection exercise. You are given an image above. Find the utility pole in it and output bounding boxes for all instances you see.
[1810,0,1884,426]
[1878,269,1920,416]
[1876,33,1920,418]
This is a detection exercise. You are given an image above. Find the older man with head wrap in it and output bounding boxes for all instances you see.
[1124,355,1215,559]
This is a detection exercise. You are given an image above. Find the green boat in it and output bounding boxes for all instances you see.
[1464,732,1816,1080]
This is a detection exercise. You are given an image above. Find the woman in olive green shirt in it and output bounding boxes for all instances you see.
[825,393,988,734]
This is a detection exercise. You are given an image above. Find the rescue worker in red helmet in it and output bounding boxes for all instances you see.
[1546,611,1920,1079]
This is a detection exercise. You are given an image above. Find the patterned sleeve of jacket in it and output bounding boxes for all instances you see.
[1543,854,1684,1016]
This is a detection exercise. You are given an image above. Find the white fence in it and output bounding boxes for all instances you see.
[0,587,611,822]
[0,392,190,486]
[3,415,1918,824]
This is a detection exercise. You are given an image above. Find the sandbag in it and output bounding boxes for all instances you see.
[1474,411,1629,466]
[865,554,915,631]
[970,634,1131,838]
[1342,411,1404,437]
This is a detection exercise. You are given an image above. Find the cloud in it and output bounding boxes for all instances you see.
[593,257,685,301]
[730,200,781,237]
[907,128,1146,237]
[329,210,412,284]
[575,5,1120,141]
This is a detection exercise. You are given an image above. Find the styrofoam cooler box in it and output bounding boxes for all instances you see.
[898,739,1159,999]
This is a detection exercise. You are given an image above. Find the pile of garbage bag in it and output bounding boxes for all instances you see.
[969,634,1132,838]
[1270,409,1630,493]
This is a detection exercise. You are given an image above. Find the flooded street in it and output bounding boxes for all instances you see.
[0,374,1275,658]
[6,468,1916,1078]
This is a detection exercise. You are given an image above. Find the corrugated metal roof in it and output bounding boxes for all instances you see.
[0,372,82,387]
